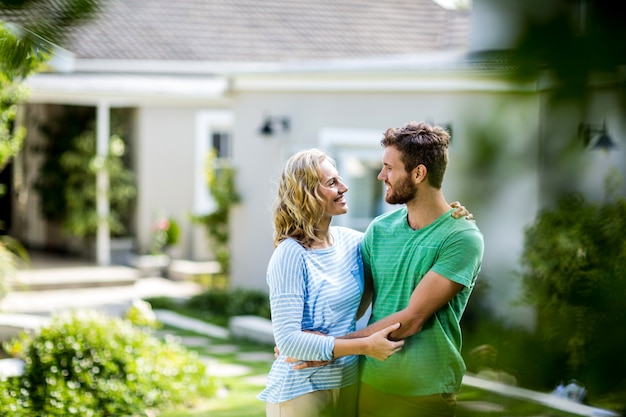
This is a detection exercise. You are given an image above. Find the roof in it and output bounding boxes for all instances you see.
[1,0,470,63]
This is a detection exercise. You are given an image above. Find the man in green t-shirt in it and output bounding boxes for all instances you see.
[351,121,484,416]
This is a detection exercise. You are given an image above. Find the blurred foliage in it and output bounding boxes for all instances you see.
[124,298,161,329]
[463,311,569,392]
[0,0,98,46]
[0,22,41,303]
[192,150,240,275]
[507,0,626,104]
[0,235,28,300]
[520,170,626,395]
[0,22,48,82]
[2,309,215,416]
[0,22,46,230]
[34,106,136,238]
[1,0,101,182]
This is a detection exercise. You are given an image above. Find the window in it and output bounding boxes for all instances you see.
[320,128,391,231]
[336,153,390,231]
[211,130,231,159]
[195,111,233,215]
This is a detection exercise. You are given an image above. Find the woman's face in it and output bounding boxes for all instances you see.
[317,159,348,218]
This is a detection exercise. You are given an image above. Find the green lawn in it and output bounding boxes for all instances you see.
[157,326,270,417]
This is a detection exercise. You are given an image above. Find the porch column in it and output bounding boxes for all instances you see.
[96,101,111,265]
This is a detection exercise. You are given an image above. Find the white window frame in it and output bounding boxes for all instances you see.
[319,128,392,230]
[194,110,234,215]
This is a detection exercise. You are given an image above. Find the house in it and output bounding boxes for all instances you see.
[2,0,624,328]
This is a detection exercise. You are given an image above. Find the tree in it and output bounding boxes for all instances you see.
[1,0,100,174]
[0,0,100,291]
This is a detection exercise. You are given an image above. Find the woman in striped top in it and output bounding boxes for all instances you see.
[258,149,404,417]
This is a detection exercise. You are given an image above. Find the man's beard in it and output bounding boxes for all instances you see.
[385,176,417,205]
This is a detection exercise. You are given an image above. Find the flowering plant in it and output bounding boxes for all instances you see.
[149,214,180,254]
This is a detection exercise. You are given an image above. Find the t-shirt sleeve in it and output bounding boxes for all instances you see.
[266,241,335,361]
[431,228,484,287]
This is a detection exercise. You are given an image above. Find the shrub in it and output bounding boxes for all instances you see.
[186,288,270,321]
[2,309,215,416]
[191,151,240,275]
[520,185,626,395]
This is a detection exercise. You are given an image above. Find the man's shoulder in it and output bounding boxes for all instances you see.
[443,218,485,253]
[440,209,482,233]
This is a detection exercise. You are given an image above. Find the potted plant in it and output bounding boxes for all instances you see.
[130,212,180,277]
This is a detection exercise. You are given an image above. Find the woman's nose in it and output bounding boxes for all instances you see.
[339,180,348,193]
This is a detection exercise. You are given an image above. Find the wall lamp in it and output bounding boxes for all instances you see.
[579,120,617,151]
[259,116,290,137]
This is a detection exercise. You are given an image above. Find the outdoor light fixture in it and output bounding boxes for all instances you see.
[579,120,617,151]
[259,116,290,136]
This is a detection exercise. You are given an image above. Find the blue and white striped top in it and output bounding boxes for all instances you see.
[258,226,364,404]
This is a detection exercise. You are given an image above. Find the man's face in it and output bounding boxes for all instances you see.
[378,146,417,205]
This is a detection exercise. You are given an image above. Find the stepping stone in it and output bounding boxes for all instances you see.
[206,344,240,354]
[178,336,210,347]
[235,351,275,362]
[229,315,274,345]
[202,357,251,377]
[154,309,229,339]
[0,358,25,378]
[0,313,50,343]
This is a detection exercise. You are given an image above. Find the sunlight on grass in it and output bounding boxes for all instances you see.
[158,327,271,417]
[160,377,266,417]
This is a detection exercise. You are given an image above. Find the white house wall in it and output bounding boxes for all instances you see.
[135,106,207,259]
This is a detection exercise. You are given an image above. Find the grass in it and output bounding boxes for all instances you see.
[155,325,270,417]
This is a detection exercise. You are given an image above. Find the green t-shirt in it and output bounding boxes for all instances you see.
[360,207,484,396]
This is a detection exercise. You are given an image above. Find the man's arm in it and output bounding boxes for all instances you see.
[341,270,464,341]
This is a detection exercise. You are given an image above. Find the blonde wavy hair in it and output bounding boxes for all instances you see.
[273,149,332,248]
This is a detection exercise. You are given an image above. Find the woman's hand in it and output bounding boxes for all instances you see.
[450,201,474,221]
[364,322,405,361]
